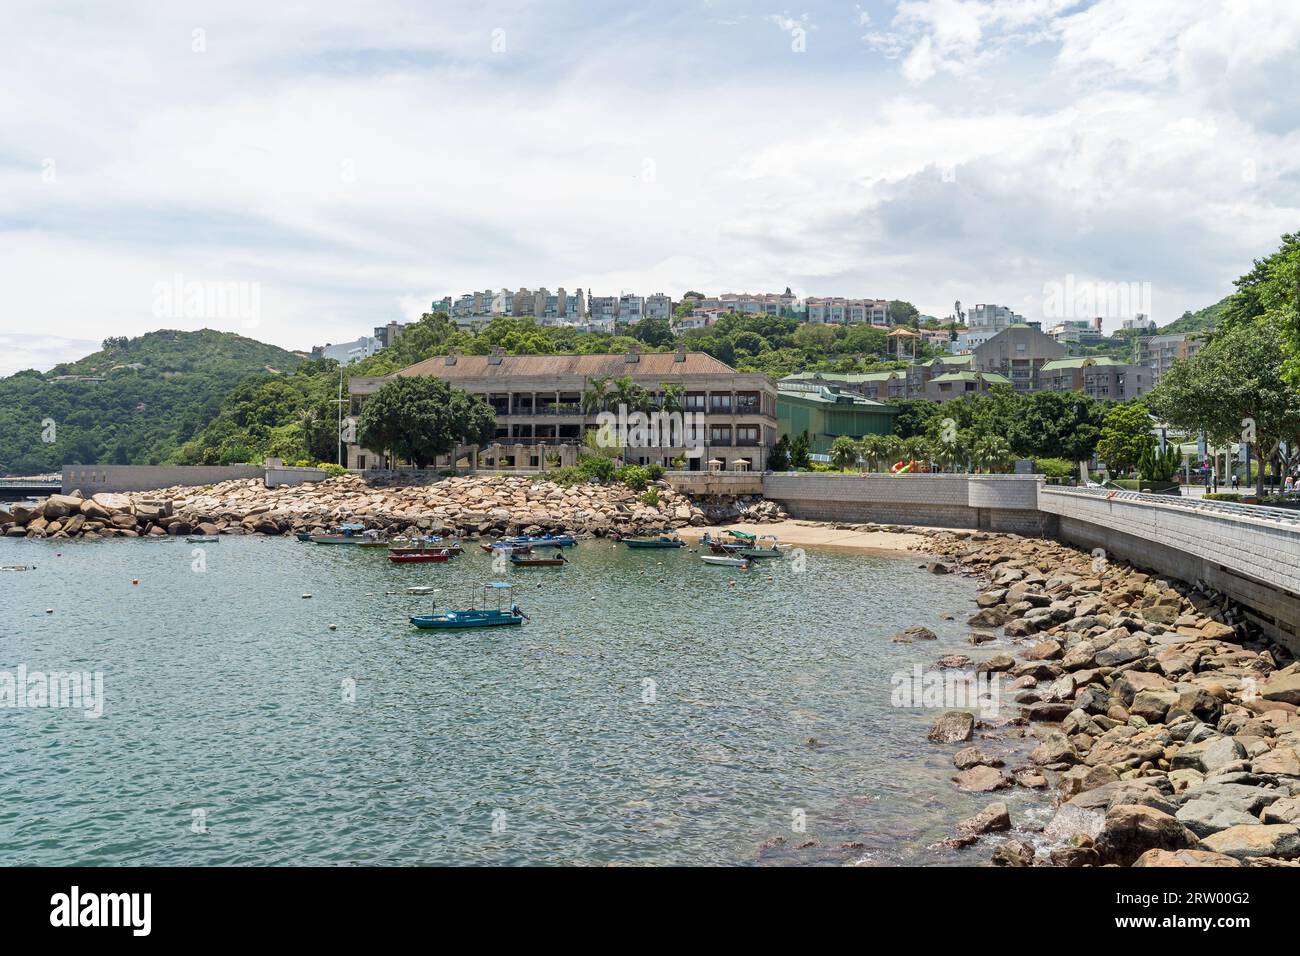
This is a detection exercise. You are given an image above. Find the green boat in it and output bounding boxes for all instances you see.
[624,534,684,549]
[409,583,527,630]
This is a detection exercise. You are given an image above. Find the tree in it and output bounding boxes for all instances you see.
[631,318,675,349]
[768,434,791,471]
[790,431,812,470]
[1147,317,1300,496]
[830,435,859,470]
[858,434,888,472]
[1095,401,1153,475]
[581,376,612,414]
[888,300,920,327]
[357,377,495,468]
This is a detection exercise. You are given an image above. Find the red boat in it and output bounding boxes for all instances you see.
[388,550,452,563]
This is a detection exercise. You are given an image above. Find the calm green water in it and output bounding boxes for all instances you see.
[0,535,1039,866]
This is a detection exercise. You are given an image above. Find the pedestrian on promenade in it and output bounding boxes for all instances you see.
[1231,473,1239,490]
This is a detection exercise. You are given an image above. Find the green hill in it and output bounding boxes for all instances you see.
[0,329,304,474]
[1158,296,1228,335]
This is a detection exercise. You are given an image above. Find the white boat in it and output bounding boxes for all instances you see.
[406,586,439,595]
[701,555,751,568]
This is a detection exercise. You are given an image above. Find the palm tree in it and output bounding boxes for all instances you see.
[901,435,930,469]
[830,436,859,471]
[659,382,684,415]
[858,434,887,472]
[881,434,904,470]
[581,376,612,415]
[972,435,1012,473]
[611,375,639,413]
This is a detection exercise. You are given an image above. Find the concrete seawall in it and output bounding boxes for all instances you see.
[1039,487,1300,652]
[761,473,1050,534]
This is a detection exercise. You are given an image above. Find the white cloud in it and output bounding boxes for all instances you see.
[1,0,1298,372]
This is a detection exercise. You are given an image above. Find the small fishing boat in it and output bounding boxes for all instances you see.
[410,583,527,630]
[734,535,787,559]
[700,554,751,568]
[624,533,685,549]
[295,531,313,542]
[390,536,463,555]
[185,535,219,544]
[406,585,438,595]
[388,549,452,564]
[509,552,567,567]
[309,523,373,545]
[499,533,577,548]
[480,542,533,555]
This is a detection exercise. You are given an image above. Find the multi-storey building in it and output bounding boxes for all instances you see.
[776,382,897,457]
[311,336,382,364]
[1037,357,1151,400]
[618,293,645,325]
[967,303,1024,330]
[699,291,799,317]
[346,346,779,471]
[645,293,673,322]
[970,324,1067,392]
[805,297,889,325]
[588,296,619,328]
[923,371,1014,401]
[1047,318,1105,345]
[1135,332,1203,386]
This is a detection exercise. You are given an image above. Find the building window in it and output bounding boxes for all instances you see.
[736,426,759,446]
[709,425,732,445]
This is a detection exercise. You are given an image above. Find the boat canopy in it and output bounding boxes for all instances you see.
[726,529,757,541]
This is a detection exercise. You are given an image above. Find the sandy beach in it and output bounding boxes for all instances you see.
[676,519,945,555]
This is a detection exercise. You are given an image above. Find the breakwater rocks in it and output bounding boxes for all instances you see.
[913,528,1300,868]
[0,474,786,541]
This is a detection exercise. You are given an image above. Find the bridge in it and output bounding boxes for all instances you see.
[0,477,62,503]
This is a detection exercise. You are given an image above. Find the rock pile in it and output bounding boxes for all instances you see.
[0,474,787,540]
[916,528,1300,868]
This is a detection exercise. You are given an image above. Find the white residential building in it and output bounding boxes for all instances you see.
[645,292,673,321]
[805,297,889,325]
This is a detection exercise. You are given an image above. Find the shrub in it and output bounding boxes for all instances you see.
[577,456,616,481]
[543,466,588,487]
[317,462,347,477]
[1033,457,1075,480]
[615,464,650,490]
[645,463,665,481]
[640,487,660,507]
[1204,492,1243,502]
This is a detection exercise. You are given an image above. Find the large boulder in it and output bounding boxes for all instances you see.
[1260,673,1300,706]
[41,494,84,519]
[1132,848,1242,867]
[91,492,134,515]
[952,766,1009,792]
[928,711,975,743]
[956,802,1011,835]
[1200,824,1300,861]
[1095,805,1200,866]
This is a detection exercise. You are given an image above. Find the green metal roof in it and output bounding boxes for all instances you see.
[1039,356,1130,371]
[925,354,974,366]
[929,371,1012,384]
[777,383,896,410]
[779,371,903,383]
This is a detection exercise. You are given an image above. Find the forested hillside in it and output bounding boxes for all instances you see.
[0,330,302,474]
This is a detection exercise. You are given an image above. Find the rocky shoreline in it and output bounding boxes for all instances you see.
[905,528,1300,867]
[0,473,785,541]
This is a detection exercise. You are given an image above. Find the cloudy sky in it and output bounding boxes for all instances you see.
[2,0,1298,374]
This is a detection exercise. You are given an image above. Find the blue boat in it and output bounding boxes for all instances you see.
[499,533,577,548]
[410,583,528,630]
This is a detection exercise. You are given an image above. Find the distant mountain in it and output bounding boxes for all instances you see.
[1159,296,1228,335]
[0,329,305,475]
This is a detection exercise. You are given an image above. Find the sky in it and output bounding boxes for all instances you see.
[2,0,1299,374]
